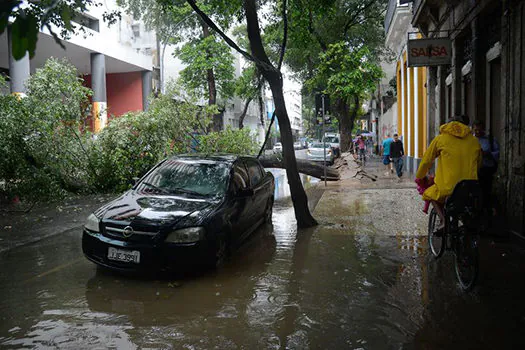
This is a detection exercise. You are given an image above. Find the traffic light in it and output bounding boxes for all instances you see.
[315,93,331,117]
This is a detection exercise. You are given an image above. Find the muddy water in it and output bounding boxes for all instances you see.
[1,187,525,348]
[269,168,320,200]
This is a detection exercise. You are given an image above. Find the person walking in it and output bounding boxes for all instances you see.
[382,134,394,175]
[356,134,366,164]
[390,133,404,181]
[473,120,500,217]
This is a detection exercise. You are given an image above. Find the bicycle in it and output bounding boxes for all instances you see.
[427,180,483,291]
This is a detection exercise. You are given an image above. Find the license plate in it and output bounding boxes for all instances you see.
[108,247,140,263]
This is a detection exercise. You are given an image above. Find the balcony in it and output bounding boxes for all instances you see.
[384,0,412,35]
[384,0,412,51]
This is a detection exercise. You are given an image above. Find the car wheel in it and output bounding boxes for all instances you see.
[264,197,274,223]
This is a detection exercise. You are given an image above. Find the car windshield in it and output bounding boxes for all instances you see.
[311,143,328,148]
[137,159,230,196]
[325,137,339,143]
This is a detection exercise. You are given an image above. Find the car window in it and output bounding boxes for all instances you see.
[231,161,249,194]
[245,159,264,187]
[311,143,328,148]
[137,159,230,196]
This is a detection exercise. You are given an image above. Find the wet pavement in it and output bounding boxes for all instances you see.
[1,158,525,349]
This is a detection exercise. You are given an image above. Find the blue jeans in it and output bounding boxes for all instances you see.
[392,157,403,177]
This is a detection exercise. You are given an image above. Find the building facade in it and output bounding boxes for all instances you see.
[384,0,429,173]
[1,1,156,132]
[385,0,525,236]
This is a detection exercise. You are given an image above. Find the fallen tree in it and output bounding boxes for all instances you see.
[259,154,339,181]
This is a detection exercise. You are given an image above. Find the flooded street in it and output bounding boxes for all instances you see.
[1,165,525,349]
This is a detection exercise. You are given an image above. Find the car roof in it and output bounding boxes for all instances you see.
[170,153,258,164]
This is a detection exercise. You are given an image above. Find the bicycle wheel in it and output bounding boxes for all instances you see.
[454,228,479,291]
[428,207,445,258]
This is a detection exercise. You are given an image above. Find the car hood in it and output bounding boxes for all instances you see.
[94,190,221,228]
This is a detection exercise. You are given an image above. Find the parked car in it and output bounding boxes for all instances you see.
[324,133,341,157]
[293,141,302,150]
[306,142,334,165]
[82,154,275,272]
[273,142,282,152]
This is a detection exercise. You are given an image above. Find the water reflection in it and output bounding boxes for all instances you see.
[269,169,319,200]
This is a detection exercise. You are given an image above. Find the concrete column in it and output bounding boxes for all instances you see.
[407,65,413,171]
[414,66,420,173]
[401,59,406,139]
[142,70,152,111]
[471,17,484,124]
[452,38,463,116]
[90,53,107,132]
[7,27,30,95]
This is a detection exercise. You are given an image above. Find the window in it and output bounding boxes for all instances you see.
[231,162,249,194]
[132,24,140,38]
[245,159,264,187]
[138,159,230,196]
[72,13,99,32]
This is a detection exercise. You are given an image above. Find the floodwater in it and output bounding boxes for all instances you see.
[1,179,525,349]
[268,168,320,200]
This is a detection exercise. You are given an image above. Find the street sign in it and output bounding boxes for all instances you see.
[407,37,452,67]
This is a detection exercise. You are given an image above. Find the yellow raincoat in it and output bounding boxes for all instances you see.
[415,121,481,203]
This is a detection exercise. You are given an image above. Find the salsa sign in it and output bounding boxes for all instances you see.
[407,38,452,67]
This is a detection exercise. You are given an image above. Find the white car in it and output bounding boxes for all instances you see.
[306,142,334,165]
[324,134,340,157]
[273,142,283,152]
[293,141,302,150]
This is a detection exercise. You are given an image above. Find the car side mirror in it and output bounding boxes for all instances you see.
[236,188,254,197]
[132,177,140,185]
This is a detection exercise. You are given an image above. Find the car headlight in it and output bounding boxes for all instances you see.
[165,227,205,243]
[84,213,100,233]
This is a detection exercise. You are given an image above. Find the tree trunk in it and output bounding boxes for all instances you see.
[238,97,253,129]
[244,0,317,228]
[335,95,360,152]
[202,22,222,131]
[259,155,339,180]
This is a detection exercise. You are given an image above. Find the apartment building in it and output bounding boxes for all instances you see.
[0,0,156,132]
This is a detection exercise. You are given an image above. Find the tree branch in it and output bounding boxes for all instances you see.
[278,0,288,70]
[343,0,378,36]
[238,97,253,129]
[257,110,276,159]
[184,0,277,73]
[307,6,327,51]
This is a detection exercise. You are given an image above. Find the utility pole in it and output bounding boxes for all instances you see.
[322,94,327,187]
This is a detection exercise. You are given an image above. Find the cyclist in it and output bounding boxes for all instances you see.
[415,115,482,234]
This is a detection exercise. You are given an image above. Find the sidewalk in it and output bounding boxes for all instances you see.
[312,153,428,237]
